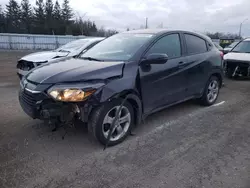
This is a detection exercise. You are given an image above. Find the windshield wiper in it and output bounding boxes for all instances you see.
[80,57,103,61]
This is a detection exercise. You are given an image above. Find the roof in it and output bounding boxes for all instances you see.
[79,37,105,41]
[122,29,213,41]
[122,29,171,34]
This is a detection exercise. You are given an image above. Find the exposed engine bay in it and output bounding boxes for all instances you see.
[224,60,250,78]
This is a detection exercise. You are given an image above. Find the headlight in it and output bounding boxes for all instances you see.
[36,61,48,66]
[48,88,96,102]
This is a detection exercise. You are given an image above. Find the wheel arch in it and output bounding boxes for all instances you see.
[104,90,142,126]
[200,69,223,98]
[98,89,143,126]
[119,91,143,126]
[211,71,223,87]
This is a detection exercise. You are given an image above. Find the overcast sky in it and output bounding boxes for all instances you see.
[1,0,250,36]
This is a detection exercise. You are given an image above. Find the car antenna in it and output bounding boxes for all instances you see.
[103,95,129,150]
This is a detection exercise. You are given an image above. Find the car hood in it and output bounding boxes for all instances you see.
[224,52,250,61]
[20,51,70,63]
[26,58,125,84]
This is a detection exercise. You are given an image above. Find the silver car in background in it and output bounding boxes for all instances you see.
[16,37,105,79]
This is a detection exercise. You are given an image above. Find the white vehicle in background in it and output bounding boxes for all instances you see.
[224,38,250,78]
[223,41,239,54]
[16,37,105,79]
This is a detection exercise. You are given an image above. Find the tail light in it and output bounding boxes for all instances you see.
[220,51,224,59]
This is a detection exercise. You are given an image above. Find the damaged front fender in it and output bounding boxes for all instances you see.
[89,62,143,125]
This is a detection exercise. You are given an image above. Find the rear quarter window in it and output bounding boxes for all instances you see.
[184,34,208,55]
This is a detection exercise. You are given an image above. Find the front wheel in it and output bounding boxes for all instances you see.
[88,99,134,146]
[199,76,220,106]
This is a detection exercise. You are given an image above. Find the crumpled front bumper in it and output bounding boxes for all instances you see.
[224,59,250,77]
[18,89,82,122]
[19,89,61,119]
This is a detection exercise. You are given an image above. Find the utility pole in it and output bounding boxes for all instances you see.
[145,17,148,29]
[239,18,248,38]
[157,22,163,28]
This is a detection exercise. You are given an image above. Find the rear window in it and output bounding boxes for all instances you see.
[184,34,208,55]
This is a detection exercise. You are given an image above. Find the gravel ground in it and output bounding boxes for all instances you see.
[0,51,249,188]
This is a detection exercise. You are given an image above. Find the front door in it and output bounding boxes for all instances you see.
[139,33,188,114]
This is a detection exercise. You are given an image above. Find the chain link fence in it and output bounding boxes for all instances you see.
[0,33,87,50]
[0,33,240,50]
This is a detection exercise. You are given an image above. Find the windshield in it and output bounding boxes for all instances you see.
[80,33,154,61]
[231,41,250,53]
[55,39,90,52]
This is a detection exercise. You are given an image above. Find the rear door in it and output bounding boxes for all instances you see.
[183,33,210,96]
[139,33,189,114]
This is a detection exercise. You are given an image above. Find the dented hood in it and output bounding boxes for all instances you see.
[21,51,70,63]
[224,52,250,62]
[26,58,124,84]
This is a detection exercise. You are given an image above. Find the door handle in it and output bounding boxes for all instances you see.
[178,61,186,68]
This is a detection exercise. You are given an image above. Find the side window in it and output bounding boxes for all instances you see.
[146,34,181,59]
[184,34,207,55]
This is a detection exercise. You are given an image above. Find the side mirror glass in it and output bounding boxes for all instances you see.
[141,53,168,65]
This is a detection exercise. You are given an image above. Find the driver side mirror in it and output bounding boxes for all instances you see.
[141,53,168,65]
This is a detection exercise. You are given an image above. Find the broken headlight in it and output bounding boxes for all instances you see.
[48,88,96,102]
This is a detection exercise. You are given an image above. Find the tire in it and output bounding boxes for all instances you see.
[199,76,220,106]
[88,99,134,146]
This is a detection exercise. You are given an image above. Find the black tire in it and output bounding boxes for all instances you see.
[199,76,220,106]
[88,99,134,146]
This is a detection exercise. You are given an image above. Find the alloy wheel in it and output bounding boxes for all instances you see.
[207,80,219,103]
[102,105,131,142]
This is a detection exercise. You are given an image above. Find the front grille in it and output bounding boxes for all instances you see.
[17,60,35,71]
[20,90,37,107]
[19,90,38,118]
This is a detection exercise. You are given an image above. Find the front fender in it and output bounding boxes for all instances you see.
[92,62,142,125]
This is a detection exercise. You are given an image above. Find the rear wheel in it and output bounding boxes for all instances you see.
[199,76,220,106]
[88,99,134,146]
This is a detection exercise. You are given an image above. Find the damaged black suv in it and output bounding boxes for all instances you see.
[19,29,223,146]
